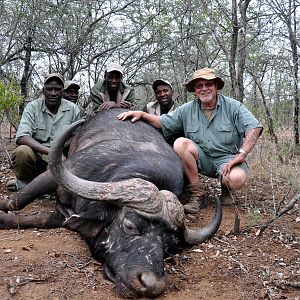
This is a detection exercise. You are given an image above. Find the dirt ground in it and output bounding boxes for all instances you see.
[0,136,299,300]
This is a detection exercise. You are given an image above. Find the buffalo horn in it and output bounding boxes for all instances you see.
[183,196,222,244]
[49,120,222,240]
[48,120,184,230]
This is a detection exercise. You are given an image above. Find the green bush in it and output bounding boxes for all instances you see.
[0,80,24,129]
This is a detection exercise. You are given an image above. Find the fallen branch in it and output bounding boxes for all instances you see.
[257,193,300,236]
[4,147,13,169]
[7,276,47,295]
[272,279,300,289]
[228,256,248,273]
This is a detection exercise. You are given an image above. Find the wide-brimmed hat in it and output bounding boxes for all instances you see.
[185,68,224,92]
[152,79,173,91]
[105,63,124,75]
[44,73,64,85]
[64,80,80,91]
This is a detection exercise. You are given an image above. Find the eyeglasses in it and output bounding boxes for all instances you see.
[194,81,215,89]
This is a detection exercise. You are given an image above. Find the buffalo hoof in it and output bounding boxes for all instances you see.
[0,200,9,213]
[0,211,16,229]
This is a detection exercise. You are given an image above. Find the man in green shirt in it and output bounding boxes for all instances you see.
[85,63,135,115]
[6,73,81,191]
[142,79,179,116]
[117,68,263,214]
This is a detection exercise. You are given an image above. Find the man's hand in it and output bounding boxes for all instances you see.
[117,111,144,122]
[117,100,131,109]
[222,153,246,177]
[98,101,117,111]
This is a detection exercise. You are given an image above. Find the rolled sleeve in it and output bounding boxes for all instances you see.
[237,104,263,137]
[160,109,184,140]
[16,102,37,141]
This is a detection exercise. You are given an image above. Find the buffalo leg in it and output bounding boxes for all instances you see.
[0,170,57,212]
[0,211,65,229]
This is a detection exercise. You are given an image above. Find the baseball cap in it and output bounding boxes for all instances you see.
[152,79,173,91]
[64,80,80,91]
[44,73,64,85]
[105,63,124,75]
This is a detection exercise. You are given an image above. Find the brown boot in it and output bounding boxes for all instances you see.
[220,184,235,206]
[184,183,207,214]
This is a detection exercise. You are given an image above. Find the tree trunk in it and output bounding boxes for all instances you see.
[20,35,33,115]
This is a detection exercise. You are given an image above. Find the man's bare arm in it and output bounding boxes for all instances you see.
[239,127,263,155]
[17,136,50,155]
[222,127,263,176]
[117,111,161,129]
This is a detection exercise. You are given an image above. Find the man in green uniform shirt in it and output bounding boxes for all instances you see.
[117,67,263,214]
[85,62,135,115]
[6,73,81,191]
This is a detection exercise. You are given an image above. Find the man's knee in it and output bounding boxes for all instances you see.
[12,145,36,166]
[173,137,197,156]
[223,167,247,190]
[173,137,187,150]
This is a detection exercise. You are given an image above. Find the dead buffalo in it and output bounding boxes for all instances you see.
[0,108,222,298]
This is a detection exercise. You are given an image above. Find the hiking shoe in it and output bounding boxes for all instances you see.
[6,178,27,192]
[184,182,207,214]
[220,185,235,206]
[184,195,207,214]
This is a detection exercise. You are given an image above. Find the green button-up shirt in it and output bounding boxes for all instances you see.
[161,94,262,158]
[16,98,81,148]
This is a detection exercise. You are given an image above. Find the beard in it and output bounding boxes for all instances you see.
[198,93,213,103]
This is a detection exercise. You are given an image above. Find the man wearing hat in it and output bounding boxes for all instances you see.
[142,79,179,116]
[85,62,135,114]
[63,80,80,104]
[117,67,263,214]
[6,73,81,191]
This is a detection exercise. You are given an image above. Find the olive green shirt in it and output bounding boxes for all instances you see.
[86,79,135,113]
[160,94,262,158]
[16,98,81,148]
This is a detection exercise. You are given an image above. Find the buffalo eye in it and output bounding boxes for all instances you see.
[123,218,139,235]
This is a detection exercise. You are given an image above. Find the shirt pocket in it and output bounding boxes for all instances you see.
[35,122,48,142]
[216,124,235,145]
[186,125,201,143]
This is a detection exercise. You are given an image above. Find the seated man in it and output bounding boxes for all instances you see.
[117,67,263,214]
[142,79,179,115]
[85,62,135,115]
[63,80,80,104]
[6,73,81,191]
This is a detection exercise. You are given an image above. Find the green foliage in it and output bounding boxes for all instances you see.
[248,207,262,225]
[0,80,23,127]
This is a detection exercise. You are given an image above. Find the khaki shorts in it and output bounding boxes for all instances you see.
[195,145,249,179]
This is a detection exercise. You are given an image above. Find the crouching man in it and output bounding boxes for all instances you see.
[6,73,81,191]
[117,68,263,214]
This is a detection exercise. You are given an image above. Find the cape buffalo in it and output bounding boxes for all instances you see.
[0,108,222,298]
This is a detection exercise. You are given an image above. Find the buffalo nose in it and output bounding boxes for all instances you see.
[137,271,166,297]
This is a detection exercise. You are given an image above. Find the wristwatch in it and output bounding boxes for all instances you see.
[239,148,248,157]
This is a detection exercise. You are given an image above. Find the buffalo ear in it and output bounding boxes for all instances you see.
[63,215,104,237]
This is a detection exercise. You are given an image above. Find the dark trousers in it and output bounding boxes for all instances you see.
[11,145,48,182]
